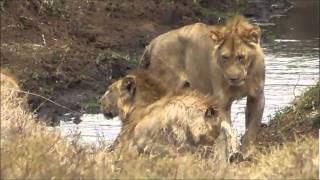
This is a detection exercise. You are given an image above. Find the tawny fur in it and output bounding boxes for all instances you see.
[120,91,224,148]
[138,16,265,154]
[100,70,241,158]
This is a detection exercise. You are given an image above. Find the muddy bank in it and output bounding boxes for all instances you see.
[0,0,292,125]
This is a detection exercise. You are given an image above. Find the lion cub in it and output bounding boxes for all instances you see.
[100,70,242,161]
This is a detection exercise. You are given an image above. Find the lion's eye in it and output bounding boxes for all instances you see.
[237,55,245,62]
[222,55,229,61]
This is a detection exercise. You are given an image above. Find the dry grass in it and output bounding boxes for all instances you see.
[226,136,318,179]
[0,79,318,179]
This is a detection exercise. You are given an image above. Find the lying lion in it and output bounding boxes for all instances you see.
[100,70,242,161]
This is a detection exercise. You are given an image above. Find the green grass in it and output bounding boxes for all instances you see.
[311,114,320,129]
[295,82,320,111]
[42,0,67,18]
[80,99,100,113]
[193,0,249,22]
[95,49,139,66]
[0,0,68,18]
[268,82,319,133]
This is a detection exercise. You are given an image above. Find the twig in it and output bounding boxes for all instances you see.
[293,73,301,100]
[12,89,81,114]
[41,34,47,46]
[32,100,47,114]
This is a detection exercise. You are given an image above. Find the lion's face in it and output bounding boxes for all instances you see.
[100,76,136,119]
[217,37,254,86]
[211,21,261,86]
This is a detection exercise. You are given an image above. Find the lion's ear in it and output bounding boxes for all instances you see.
[246,26,261,44]
[121,76,136,96]
[210,29,224,44]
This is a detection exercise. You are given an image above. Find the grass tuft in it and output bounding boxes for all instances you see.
[269,82,320,132]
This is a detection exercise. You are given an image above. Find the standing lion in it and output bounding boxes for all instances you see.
[139,16,265,154]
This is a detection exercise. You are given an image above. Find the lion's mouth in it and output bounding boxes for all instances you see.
[229,79,245,86]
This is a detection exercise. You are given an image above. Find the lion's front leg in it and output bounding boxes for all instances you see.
[242,92,265,155]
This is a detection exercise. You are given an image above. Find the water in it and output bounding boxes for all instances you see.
[60,114,122,145]
[231,38,319,135]
[58,0,319,144]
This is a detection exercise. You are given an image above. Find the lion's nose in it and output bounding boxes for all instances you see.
[99,96,104,104]
[229,76,242,83]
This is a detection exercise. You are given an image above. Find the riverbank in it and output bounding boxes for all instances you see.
[1,75,318,178]
[256,82,319,150]
[0,0,293,124]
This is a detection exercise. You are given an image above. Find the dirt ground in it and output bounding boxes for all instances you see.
[0,0,292,125]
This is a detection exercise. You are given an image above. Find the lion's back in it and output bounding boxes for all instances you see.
[139,23,216,93]
[124,92,220,149]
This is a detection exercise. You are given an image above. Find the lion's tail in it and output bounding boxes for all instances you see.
[138,45,151,69]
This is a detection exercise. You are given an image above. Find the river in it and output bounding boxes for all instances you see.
[58,0,319,145]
